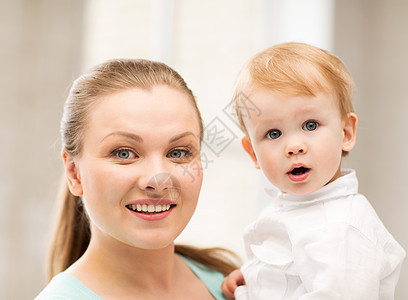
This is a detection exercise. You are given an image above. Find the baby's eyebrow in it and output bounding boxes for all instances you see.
[294,107,322,118]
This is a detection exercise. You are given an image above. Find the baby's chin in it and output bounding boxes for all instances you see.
[279,183,322,195]
[278,173,340,195]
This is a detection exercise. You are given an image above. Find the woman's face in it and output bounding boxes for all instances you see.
[65,85,203,250]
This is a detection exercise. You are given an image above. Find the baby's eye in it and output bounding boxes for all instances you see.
[266,129,282,139]
[167,149,190,159]
[303,121,319,131]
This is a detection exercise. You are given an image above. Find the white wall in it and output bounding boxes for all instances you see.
[334,1,408,298]
[1,1,85,299]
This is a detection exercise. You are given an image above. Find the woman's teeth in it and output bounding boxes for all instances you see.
[127,204,172,213]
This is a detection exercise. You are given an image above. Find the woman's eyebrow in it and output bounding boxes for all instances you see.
[169,132,197,143]
[101,131,143,143]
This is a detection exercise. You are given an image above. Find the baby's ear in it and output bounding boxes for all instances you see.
[342,112,358,152]
[62,151,83,196]
[241,136,260,169]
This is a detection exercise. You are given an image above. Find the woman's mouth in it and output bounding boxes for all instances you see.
[126,203,175,214]
[125,199,177,221]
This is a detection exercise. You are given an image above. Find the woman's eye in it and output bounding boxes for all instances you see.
[303,121,319,131]
[113,149,136,160]
[167,149,191,160]
[266,129,282,139]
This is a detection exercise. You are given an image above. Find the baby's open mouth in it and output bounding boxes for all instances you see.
[289,167,310,175]
[126,204,176,214]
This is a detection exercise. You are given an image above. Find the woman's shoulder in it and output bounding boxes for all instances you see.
[36,258,227,300]
[34,272,102,300]
[179,255,226,300]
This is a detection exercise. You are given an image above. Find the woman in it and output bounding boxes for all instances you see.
[35,59,238,299]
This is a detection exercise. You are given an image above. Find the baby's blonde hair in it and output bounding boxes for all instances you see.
[233,42,355,135]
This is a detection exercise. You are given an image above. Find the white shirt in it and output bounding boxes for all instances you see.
[236,169,405,300]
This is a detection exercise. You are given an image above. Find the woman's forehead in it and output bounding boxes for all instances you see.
[84,87,202,141]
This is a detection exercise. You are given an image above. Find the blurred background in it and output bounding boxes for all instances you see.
[1,0,407,299]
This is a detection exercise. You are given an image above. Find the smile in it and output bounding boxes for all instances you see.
[126,204,174,214]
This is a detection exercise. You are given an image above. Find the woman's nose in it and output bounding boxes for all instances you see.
[144,172,174,193]
[137,158,176,194]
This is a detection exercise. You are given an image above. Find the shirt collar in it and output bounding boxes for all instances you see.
[264,169,358,209]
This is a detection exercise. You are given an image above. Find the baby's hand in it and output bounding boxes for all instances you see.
[221,269,245,300]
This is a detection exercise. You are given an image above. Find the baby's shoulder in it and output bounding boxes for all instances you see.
[313,194,397,248]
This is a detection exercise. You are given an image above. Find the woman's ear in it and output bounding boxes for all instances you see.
[242,136,260,169]
[342,112,358,152]
[62,151,83,196]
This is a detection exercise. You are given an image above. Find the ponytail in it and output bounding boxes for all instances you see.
[175,244,240,276]
[47,177,91,281]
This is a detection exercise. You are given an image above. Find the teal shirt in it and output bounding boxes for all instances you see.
[34,255,226,300]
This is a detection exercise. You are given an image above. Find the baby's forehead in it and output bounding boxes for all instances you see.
[241,89,340,120]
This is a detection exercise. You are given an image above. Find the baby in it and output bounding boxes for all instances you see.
[222,42,406,299]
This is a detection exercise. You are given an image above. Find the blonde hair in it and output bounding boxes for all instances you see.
[62,59,203,156]
[48,59,238,280]
[233,42,355,136]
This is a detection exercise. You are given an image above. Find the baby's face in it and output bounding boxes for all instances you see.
[242,88,355,195]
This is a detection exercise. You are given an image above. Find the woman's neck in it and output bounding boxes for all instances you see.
[68,233,183,299]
